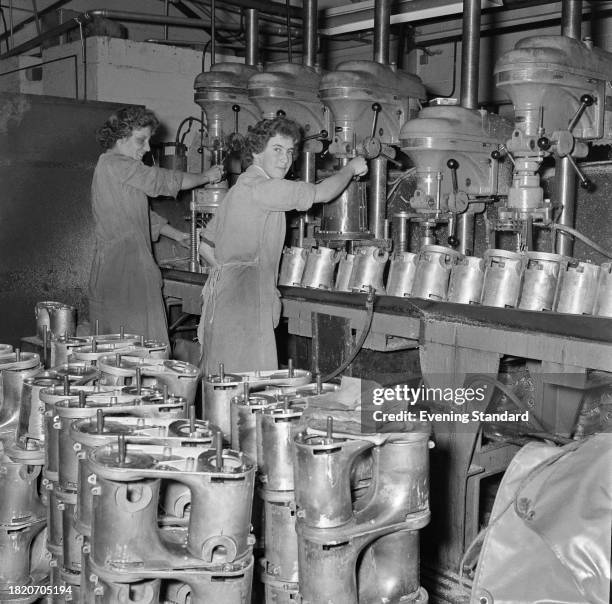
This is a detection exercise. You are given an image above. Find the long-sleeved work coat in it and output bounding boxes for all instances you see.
[88,152,183,345]
[198,165,316,375]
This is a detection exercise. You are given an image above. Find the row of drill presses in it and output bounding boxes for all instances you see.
[0,303,431,604]
[181,0,611,293]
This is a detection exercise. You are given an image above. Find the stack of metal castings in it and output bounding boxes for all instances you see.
[68,338,168,367]
[49,332,154,367]
[42,381,190,602]
[0,348,48,604]
[255,397,306,602]
[228,372,337,603]
[293,420,431,604]
[202,363,312,445]
[0,442,48,604]
[35,303,77,343]
[97,354,200,407]
[74,410,219,602]
[85,434,255,603]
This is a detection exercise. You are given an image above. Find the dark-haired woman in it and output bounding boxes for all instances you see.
[89,106,223,345]
[197,116,367,374]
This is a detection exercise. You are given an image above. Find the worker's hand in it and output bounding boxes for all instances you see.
[199,240,220,269]
[205,165,224,185]
[175,232,191,249]
[348,156,368,178]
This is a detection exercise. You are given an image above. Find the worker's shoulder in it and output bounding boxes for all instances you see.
[236,164,268,184]
[96,152,143,171]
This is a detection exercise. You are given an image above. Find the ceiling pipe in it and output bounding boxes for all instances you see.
[0,8,300,60]
[373,0,391,64]
[186,0,301,26]
[0,17,79,58]
[245,8,259,66]
[303,0,318,67]
[561,0,582,38]
[460,0,481,109]
[214,0,301,20]
[0,0,72,43]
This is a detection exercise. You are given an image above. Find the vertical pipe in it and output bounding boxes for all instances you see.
[373,0,390,65]
[396,214,408,252]
[457,214,475,256]
[302,152,316,184]
[8,0,14,49]
[32,0,42,36]
[286,0,293,63]
[164,0,169,40]
[460,0,481,109]
[303,0,318,68]
[555,159,577,256]
[245,9,259,66]
[211,0,216,65]
[561,0,582,39]
[299,151,316,245]
[190,204,198,272]
[557,0,582,256]
[370,158,387,240]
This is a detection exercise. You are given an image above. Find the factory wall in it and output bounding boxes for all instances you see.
[0,93,125,346]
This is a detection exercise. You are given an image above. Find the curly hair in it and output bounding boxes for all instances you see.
[96,106,160,149]
[243,117,302,164]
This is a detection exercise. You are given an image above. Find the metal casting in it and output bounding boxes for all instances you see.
[278,247,308,287]
[348,245,388,293]
[594,262,612,318]
[300,247,338,290]
[411,245,461,301]
[231,392,278,466]
[386,252,418,298]
[89,442,255,572]
[518,251,569,311]
[481,249,526,308]
[447,255,484,305]
[554,260,601,315]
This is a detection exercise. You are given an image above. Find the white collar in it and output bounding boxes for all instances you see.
[251,164,271,179]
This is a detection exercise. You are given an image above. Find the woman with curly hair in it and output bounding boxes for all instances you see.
[89,106,223,345]
[197,115,367,375]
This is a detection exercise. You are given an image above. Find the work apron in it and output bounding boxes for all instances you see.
[88,230,169,345]
[197,259,280,376]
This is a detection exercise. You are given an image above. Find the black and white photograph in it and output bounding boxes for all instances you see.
[0,0,610,602]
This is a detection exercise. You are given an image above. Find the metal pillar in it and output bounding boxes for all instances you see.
[561,0,582,38]
[303,0,318,67]
[460,0,481,109]
[370,158,387,240]
[245,9,259,66]
[457,214,475,256]
[373,0,390,65]
[556,0,582,256]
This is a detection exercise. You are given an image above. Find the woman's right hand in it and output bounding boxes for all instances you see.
[205,165,224,184]
[348,156,368,178]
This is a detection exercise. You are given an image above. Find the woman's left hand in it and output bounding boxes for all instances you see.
[175,232,191,249]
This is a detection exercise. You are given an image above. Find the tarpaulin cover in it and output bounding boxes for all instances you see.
[471,433,612,604]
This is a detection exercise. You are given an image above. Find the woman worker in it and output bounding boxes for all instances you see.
[89,106,223,346]
[197,116,368,375]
